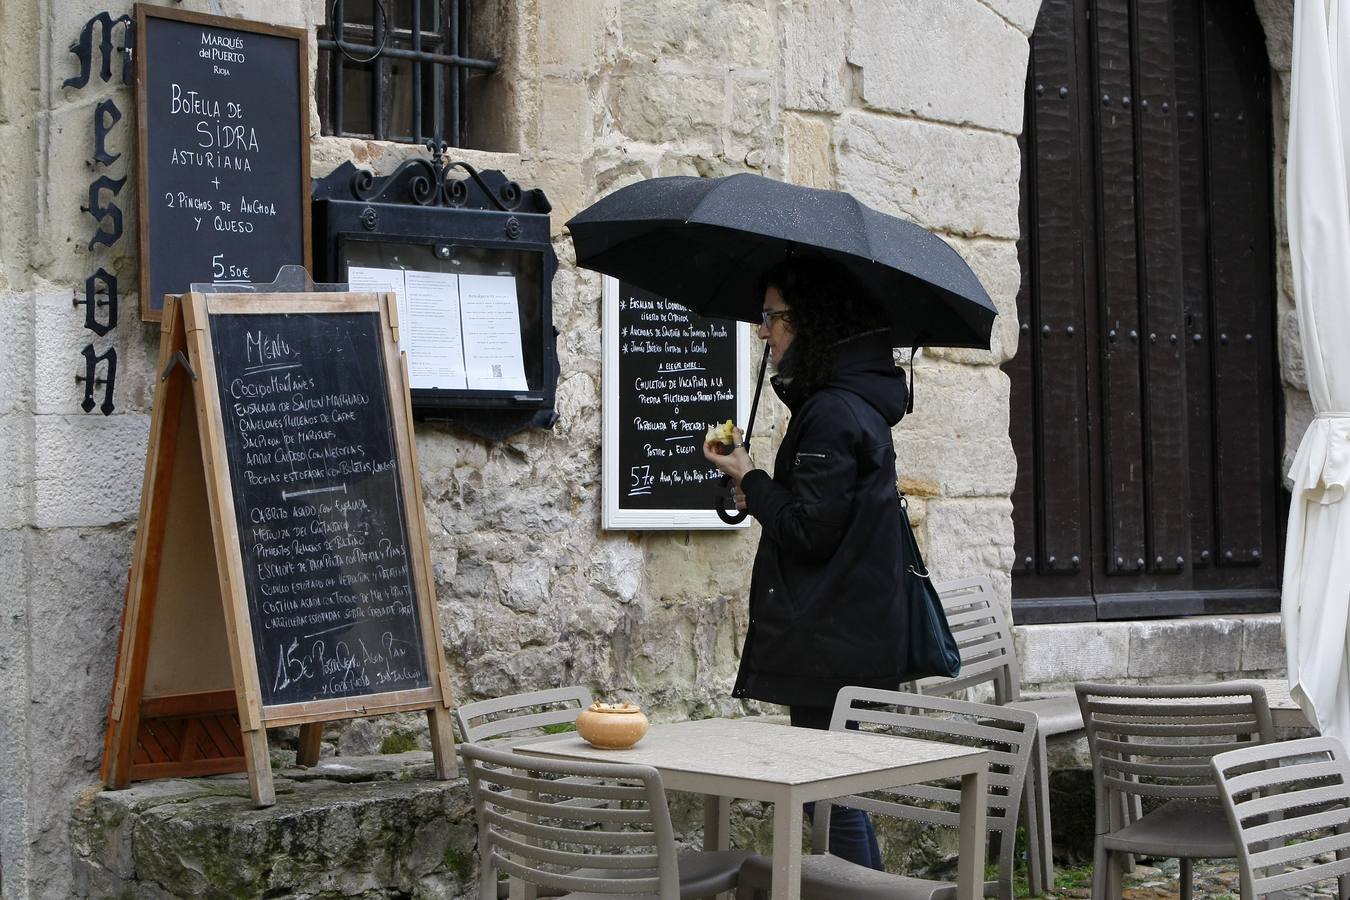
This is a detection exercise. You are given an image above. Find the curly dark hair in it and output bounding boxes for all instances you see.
[760,256,885,396]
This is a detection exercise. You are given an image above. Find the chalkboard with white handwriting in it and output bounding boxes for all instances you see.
[136,6,310,321]
[602,279,748,529]
[208,310,429,707]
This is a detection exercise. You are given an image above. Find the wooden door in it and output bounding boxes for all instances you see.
[1010,0,1283,623]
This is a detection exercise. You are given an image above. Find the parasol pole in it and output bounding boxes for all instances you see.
[715,350,769,525]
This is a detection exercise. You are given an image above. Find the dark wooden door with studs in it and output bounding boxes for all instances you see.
[1009,0,1284,623]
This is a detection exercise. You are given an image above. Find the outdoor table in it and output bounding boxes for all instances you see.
[514,717,990,900]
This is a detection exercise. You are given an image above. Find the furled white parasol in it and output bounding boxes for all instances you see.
[1283,0,1350,745]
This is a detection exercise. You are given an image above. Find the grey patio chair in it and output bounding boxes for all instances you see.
[462,741,684,899]
[455,688,748,900]
[454,685,596,746]
[735,686,1039,900]
[1211,735,1350,899]
[915,575,1082,895]
[1076,680,1274,900]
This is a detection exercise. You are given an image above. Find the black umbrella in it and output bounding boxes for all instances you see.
[566,172,997,350]
[567,173,998,522]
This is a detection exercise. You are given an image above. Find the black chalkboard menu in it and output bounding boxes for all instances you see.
[135,5,311,322]
[602,278,749,529]
[209,309,429,707]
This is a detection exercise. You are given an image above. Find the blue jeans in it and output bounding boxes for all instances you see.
[789,705,884,870]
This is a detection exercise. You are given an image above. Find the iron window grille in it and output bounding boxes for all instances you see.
[317,0,497,146]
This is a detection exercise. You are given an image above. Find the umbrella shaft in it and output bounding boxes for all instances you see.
[743,351,768,447]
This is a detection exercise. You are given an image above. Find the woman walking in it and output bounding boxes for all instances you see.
[703,255,912,870]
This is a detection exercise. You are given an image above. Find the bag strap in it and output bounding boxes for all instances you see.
[897,491,931,580]
[826,383,931,579]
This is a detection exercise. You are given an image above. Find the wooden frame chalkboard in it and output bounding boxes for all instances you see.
[134,5,312,322]
[104,291,456,806]
[601,276,753,530]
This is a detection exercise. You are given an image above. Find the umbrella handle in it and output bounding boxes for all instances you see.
[716,477,748,524]
[713,352,769,526]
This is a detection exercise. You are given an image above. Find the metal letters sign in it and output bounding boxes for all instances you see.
[67,11,131,416]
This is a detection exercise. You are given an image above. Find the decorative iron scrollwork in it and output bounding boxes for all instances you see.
[345,140,549,213]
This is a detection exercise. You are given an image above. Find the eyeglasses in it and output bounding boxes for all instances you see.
[760,309,791,328]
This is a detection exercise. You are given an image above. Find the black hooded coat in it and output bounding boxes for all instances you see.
[734,330,910,708]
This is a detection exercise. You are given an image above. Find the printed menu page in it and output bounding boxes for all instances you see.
[347,266,523,392]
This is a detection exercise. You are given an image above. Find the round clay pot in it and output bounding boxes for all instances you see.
[574,701,649,749]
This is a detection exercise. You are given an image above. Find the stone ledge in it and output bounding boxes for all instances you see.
[70,753,480,899]
[1014,613,1286,690]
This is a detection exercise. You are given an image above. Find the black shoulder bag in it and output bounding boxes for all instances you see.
[899,493,961,680]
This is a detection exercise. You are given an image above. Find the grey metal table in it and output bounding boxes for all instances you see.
[516,717,990,900]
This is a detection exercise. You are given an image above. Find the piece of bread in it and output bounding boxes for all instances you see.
[705,419,736,450]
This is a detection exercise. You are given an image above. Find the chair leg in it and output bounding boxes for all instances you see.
[1092,838,1108,900]
[1031,731,1055,891]
[1180,857,1193,900]
[1022,757,1045,897]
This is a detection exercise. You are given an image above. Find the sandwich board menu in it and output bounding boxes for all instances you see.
[102,290,456,807]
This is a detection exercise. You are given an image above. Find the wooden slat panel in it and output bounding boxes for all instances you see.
[1173,0,1217,572]
[200,712,244,758]
[129,757,246,781]
[140,719,182,762]
[139,689,237,719]
[1093,0,1147,577]
[1134,0,1190,575]
[1029,0,1092,580]
[1204,0,1273,570]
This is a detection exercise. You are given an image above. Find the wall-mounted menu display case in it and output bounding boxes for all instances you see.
[312,154,558,436]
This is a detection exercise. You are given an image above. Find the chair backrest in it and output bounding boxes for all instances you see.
[1211,735,1350,899]
[460,742,681,900]
[1076,681,1274,833]
[454,686,594,745]
[823,686,1039,900]
[916,576,1020,702]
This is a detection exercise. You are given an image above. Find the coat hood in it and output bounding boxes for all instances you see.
[821,329,908,426]
[771,329,907,423]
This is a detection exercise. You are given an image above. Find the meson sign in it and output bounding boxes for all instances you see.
[65,11,132,416]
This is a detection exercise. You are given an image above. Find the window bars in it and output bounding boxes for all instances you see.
[318,0,498,146]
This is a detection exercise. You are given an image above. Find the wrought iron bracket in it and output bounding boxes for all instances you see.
[161,350,197,383]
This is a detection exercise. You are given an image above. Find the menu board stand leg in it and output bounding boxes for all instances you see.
[297,723,324,767]
[243,728,276,807]
[428,707,456,779]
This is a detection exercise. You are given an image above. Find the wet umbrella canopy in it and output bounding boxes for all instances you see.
[566,173,997,350]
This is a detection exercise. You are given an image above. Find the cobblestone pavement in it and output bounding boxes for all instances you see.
[1037,858,1346,898]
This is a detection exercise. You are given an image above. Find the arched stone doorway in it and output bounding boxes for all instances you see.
[1008,0,1285,623]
